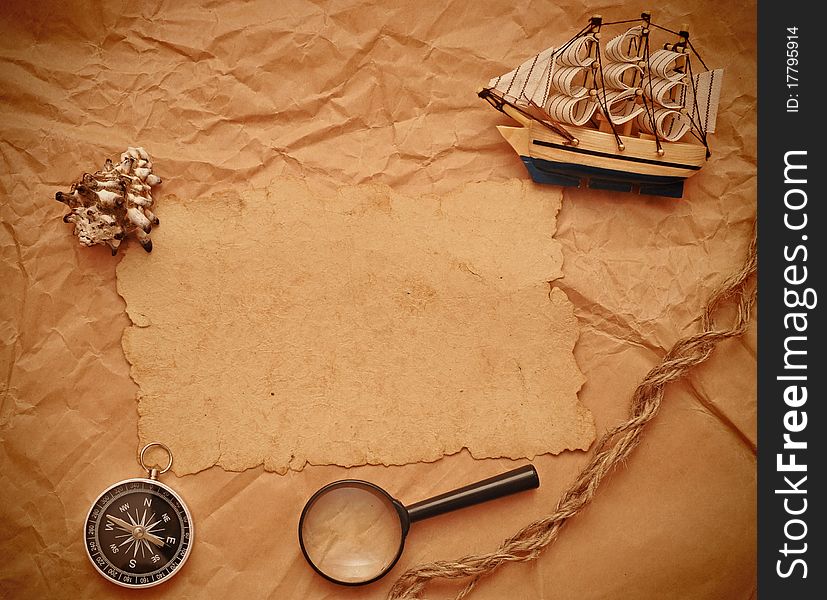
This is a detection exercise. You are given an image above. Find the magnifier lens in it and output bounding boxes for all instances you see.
[300,482,403,584]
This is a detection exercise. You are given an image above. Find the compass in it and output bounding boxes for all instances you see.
[84,443,193,588]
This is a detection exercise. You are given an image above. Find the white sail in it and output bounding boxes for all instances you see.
[684,68,724,133]
[638,48,688,117]
[519,47,559,105]
[643,78,686,109]
[556,35,596,67]
[489,34,599,109]
[547,65,591,98]
[636,107,691,141]
[546,93,598,126]
[647,49,686,81]
[489,48,556,101]
[604,26,644,62]
[523,63,550,106]
[489,69,516,98]
[601,62,642,90]
[531,35,597,105]
[599,88,645,125]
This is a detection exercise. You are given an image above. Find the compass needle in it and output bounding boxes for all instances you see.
[144,532,165,548]
[107,514,137,534]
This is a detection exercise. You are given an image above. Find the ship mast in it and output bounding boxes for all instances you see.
[623,11,651,137]
[584,14,602,95]
[590,12,654,150]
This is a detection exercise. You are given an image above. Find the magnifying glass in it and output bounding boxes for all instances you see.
[298,464,539,585]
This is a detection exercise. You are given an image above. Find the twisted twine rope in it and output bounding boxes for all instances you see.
[388,224,757,600]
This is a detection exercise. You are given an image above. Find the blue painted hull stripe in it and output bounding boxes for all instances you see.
[520,155,686,185]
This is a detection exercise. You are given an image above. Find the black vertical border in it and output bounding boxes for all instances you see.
[757,1,823,597]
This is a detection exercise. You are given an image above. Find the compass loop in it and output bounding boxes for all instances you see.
[139,442,173,476]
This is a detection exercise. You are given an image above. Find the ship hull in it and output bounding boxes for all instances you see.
[519,156,688,198]
[496,123,708,198]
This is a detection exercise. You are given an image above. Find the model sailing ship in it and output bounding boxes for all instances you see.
[479,13,722,198]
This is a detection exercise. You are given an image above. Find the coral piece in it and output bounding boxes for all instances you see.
[55,147,161,255]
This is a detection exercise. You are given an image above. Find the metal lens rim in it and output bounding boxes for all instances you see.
[297,479,409,586]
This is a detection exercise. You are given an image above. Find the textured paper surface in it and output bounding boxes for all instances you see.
[118,178,592,474]
[0,0,756,598]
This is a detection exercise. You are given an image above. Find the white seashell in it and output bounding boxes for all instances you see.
[135,227,153,251]
[56,147,161,254]
[115,157,134,174]
[126,207,152,232]
[96,179,121,191]
[127,193,151,207]
[134,167,151,180]
[144,209,159,225]
[95,189,120,208]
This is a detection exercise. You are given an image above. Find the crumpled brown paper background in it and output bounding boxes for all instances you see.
[0,0,755,599]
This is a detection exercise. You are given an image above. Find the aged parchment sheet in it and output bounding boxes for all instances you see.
[118,179,592,474]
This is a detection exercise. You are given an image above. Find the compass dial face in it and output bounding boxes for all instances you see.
[84,478,193,588]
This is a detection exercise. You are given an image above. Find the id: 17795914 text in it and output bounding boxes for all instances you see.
[786,27,800,113]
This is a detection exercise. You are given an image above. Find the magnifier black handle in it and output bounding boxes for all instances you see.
[405,464,539,523]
